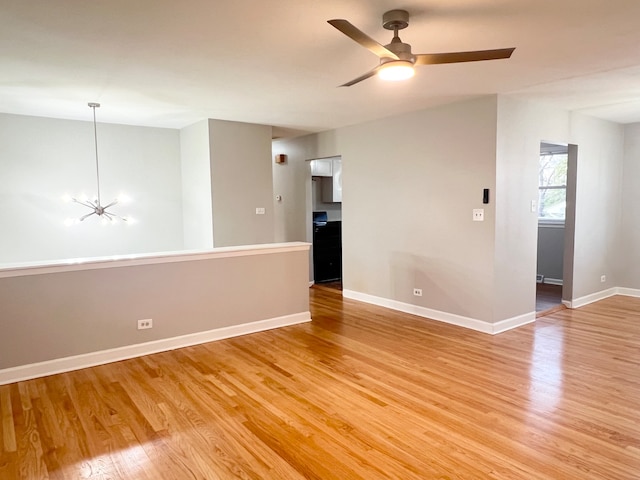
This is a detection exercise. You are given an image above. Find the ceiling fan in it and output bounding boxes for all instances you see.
[328,9,515,87]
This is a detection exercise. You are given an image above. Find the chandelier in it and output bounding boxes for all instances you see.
[65,103,130,224]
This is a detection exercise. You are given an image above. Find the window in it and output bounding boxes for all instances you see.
[538,150,568,224]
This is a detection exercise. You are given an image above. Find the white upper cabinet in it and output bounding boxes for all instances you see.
[321,157,342,203]
[310,158,332,177]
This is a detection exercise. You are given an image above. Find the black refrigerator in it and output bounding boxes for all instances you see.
[312,212,342,283]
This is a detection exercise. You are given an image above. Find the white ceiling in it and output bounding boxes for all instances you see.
[2,0,640,136]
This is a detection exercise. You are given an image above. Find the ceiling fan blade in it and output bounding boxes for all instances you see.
[328,19,399,60]
[414,47,515,66]
[339,65,383,87]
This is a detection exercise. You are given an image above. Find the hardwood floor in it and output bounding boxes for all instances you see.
[535,283,564,316]
[2,289,640,479]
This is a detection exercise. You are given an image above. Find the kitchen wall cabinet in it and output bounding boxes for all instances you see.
[321,158,342,203]
[310,158,332,177]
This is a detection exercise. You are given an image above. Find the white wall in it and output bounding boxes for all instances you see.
[209,120,275,247]
[0,112,183,264]
[180,120,213,249]
[620,123,640,289]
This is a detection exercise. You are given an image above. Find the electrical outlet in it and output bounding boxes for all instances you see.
[413,288,422,297]
[600,275,606,283]
[137,319,153,330]
[473,209,484,221]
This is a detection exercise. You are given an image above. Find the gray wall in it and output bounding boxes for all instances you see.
[210,120,275,247]
[0,246,310,371]
[569,113,624,297]
[272,94,629,326]
[272,140,314,245]
[340,97,499,322]
[180,118,277,249]
[0,112,183,263]
[272,138,317,282]
[537,225,565,281]
[620,123,640,288]
[180,120,214,249]
[494,98,569,320]
[0,112,279,264]
[274,97,500,322]
[495,96,624,315]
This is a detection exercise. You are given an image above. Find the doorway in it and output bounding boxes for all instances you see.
[308,156,343,291]
[535,142,577,314]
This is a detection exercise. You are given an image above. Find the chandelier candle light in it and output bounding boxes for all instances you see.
[64,102,132,225]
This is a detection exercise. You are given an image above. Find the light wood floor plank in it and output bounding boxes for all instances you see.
[1,289,640,478]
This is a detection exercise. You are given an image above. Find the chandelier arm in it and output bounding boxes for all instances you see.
[109,211,127,222]
[73,198,96,209]
[79,211,96,221]
[102,199,119,210]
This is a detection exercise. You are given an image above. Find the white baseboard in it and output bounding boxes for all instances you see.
[342,289,534,335]
[492,311,536,334]
[543,278,563,286]
[0,312,311,386]
[617,287,640,298]
[567,288,617,309]
[567,287,640,308]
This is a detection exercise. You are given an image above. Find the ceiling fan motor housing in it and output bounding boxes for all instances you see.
[381,10,414,64]
[382,9,409,30]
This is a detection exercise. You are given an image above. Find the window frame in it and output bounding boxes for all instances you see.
[538,151,568,226]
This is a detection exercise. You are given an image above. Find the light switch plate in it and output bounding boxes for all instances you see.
[255,207,265,215]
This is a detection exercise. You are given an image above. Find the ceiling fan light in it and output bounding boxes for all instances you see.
[378,61,415,81]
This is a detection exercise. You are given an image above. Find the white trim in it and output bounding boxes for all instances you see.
[342,290,534,335]
[0,242,311,278]
[492,312,536,334]
[543,278,563,286]
[567,288,617,309]
[537,221,566,229]
[617,287,640,298]
[0,312,311,386]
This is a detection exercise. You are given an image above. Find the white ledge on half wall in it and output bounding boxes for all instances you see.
[0,241,311,278]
